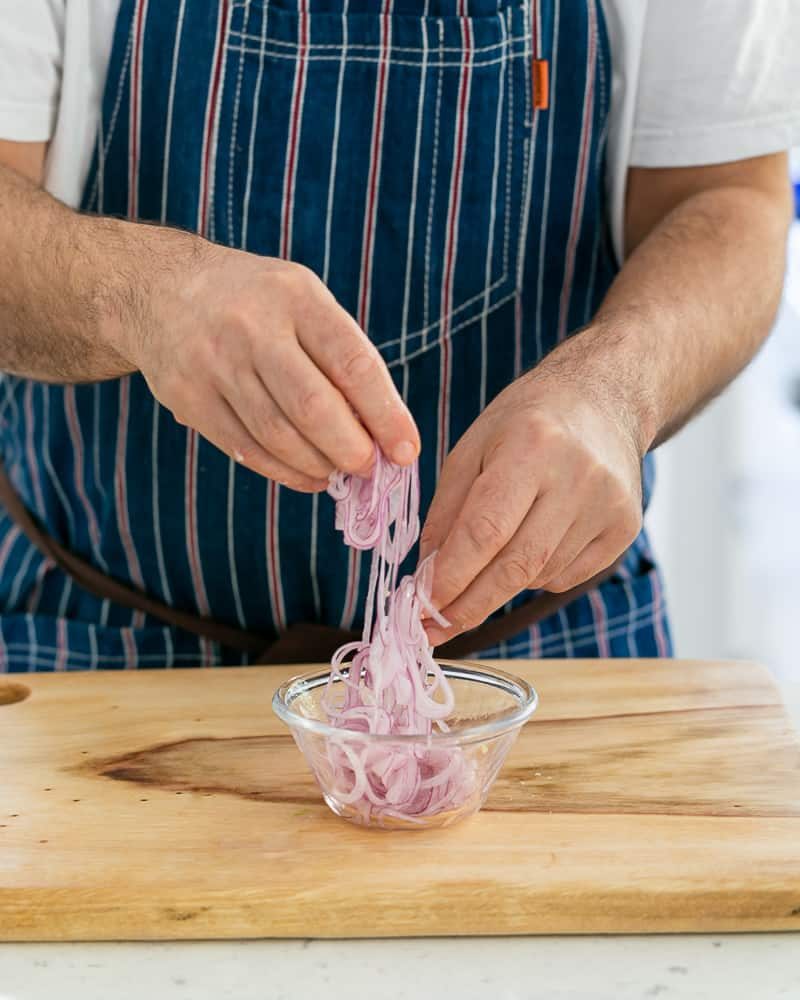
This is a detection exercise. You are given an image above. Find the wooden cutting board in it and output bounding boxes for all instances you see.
[1,659,799,940]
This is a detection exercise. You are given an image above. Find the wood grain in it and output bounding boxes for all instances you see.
[1,659,799,940]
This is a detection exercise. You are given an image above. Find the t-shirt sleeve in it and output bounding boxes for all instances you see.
[0,0,65,142]
[630,0,800,167]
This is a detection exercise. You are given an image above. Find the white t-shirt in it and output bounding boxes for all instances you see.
[1,0,799,259]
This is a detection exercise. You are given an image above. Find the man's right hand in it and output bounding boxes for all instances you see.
[101,228,420,492]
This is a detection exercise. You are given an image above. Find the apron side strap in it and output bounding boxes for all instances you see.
[258,623,359,665]
[0,461,267,654]
[0,460,622,664]
[437,559,623,659]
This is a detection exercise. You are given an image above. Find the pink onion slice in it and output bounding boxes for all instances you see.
[324,448,474,822]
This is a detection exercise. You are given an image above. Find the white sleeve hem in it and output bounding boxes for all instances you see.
[630,116,800,169]
[0,100,56,142]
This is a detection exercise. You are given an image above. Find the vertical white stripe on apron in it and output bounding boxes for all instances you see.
[422,22,445,346]
[127,0,149,220]
[197,0,230,236]
[41,387,76,556]
[226,461,246,627]
[650,568,671,657]
[316,0,350,622]
[513,1,540,378]
[270,0,312,632]
[92,384,111,627]
[55,615,68,672]
[622,578,637,656]
[113,378,146,630]
[91,385,107,505]
[557,606,574,657]
[588,587,609,657]
[342,0,396,630]
[280,0,310,261]
[184,429,210,615]
[151,405,173,605]
[0,525,22,671]
[479,12,508,411]
[356,0,394,336]
[436,12,473,473]
[221,4,252,635]
[185,0,229,659]
[582,28,609,324]
[7,537,37,609]
[25,613,37,672]
[63,387,107,572]
[88,626,98,671]
[123,0,149,639]
[556,0,596,342]
[25,556,49,615]
[24,383,44,515]
[89,26,133,213]
[534,0,559,358]
[226,1,251,244]
[241,1,269,250]
[322,0,350,286]
[160,0,187,222]
[399,18,429,361]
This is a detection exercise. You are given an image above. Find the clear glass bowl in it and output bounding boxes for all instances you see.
[272,660,538,831]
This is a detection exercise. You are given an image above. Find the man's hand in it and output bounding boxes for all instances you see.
[102,230,420,492]
[419,348,644,645]
[420,152,792,644]
[0,149,419,493]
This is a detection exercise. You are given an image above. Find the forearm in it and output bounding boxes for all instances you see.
[0,162,194,383]
[538,174,793,454]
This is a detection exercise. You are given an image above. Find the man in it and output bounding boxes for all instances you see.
[0,0,796,671]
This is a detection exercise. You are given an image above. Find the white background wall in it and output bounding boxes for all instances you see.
[646,163,800,683]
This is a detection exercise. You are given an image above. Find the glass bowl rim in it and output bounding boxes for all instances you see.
[272,658,538,746]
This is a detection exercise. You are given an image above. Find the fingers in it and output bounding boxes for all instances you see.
[531,512,604,590]
[425,466,540,612]
[296,285,420,466]
[425,490,574,644]
[184,393,328,493]
[546,521,635,593]
[222,370,334,481]
[418,441,483,565]
[255,337,376,476]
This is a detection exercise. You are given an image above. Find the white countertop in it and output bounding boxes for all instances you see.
[2,681,798,1000]
[2,935,799,1000]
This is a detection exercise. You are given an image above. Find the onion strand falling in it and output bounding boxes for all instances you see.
[324,448,473,824]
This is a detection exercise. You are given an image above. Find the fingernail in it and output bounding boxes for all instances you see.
[392,440,418,465]
[233,449,245,463]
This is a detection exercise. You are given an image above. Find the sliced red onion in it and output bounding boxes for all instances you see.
[324,448,474,822]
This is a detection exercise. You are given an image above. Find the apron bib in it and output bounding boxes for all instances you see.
[0,0,671,671]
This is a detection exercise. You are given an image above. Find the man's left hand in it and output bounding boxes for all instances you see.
[419,345,646,645]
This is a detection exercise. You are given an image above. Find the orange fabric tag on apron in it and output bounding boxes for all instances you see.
[533,58,549,110]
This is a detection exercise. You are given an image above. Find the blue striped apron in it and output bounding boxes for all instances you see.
[0,0,672,672]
